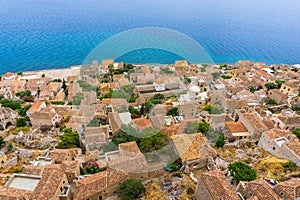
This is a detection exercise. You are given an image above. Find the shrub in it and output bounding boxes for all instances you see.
[165,158,183,172]
[52,101,65,105]
[0,136,4,148]
[18,105,31,117]
[16,118,27,127]
[1,99,21,110]
[283,162,297,171]
[153,93,164,100]
[228,162,257,182]
[267,99,276,105]
[216,135,225,147]
[292,128,300,139]
[57,128,80,149]
[186,186,195,195]
[16,90,31,98]
[118,179,146,200]
[167,107,179,117]
[204,105,223,114]
[8,142,13,151]
[185,77,192,83]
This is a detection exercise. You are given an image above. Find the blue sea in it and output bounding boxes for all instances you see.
[0,0,300,74]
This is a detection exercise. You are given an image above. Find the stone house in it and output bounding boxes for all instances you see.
[236,179,281,200]
[267,89,287,104]
[280,80,300,95]
[29,108,62,127]
[206,114,233,131]
[178,102,199,118]
[83,127,107,152]
[132,117,153,131]
[1,72,19,81]
[101,59,114,66]
[26,101,46,116]
[273,115,300,130]
[172,133,217,170]
[258,129,300,166]
[99,83,110,95]
[0,167,70,200]
[0,152,8,170]
[175,60,189,69]
[129,72,144,84]
[107,141,148,173]
[228,68,248,77]
[0,106,18,130]
[223,121,250,140]
[195,170,240,200]
[48,148,80,164]
[273,178,300,200]
[101,98,128,114]
[226,99,248,115]
[73,169,128,200]
[238,112,268,141]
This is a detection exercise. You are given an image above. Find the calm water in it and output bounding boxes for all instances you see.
[0,0,300,74]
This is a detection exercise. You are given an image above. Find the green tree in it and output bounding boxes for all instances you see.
[119,179,146,200]
[265,82,277,90]
[18,105,31,117]
[16,90,31,98]
[16,118,27,127]
[167,107,179,117]
[282,162,297,171]
[185,77,192,83]
[267,99,276,105]
[292,128,300,139]
[198,121,210,134]
[153,93,164,100]
[140,101,152,116]
[41,74,46,78]
[62,79,67,91]
[57,128,80,149]
[228,162,257,182]
[139,131,168,153]
[204,105,223,114]
[292,104,300,111]
[0,136,4,148]
[8,142,13,151]
[128,106,140,116]
[275,80,285,88]
[216,135,225,148]
[52,101,65,105]
[1,99,21,110]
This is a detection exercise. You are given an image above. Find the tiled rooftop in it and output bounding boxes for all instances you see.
[200,170,240,200]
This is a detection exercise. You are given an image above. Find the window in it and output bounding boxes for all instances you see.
[280,192,284,196]
[273,147,275,151]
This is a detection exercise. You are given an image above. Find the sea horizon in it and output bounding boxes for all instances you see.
[1,0,300,74]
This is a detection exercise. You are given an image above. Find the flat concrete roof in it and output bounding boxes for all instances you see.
[6,174,41,191]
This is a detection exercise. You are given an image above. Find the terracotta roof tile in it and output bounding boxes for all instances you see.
[200,170,240,200]
[247,179,281,200]
[274,178,300,199]
[225,122,248,133]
